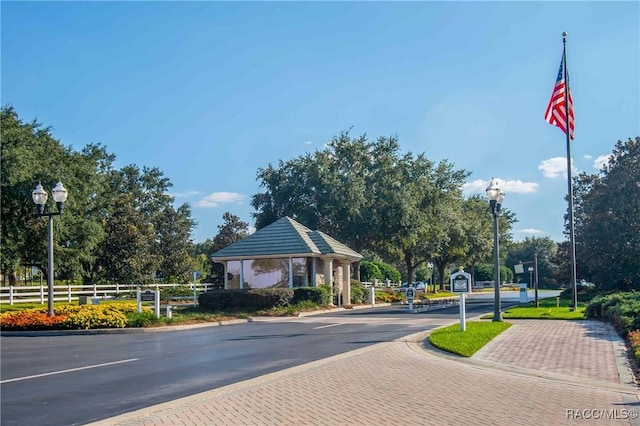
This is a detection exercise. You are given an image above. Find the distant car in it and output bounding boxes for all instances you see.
[396,281,426,292]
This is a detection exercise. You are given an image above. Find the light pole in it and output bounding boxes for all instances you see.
[427,262,434,293]
[528,267,534,291]
[486,178,505,322]
[32,181,68,317]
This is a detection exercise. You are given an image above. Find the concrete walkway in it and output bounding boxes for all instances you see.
[90,319,639,426]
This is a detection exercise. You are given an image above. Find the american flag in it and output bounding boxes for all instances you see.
[544,52,574,139]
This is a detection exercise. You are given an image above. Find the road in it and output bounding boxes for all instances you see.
[0,291,551,426]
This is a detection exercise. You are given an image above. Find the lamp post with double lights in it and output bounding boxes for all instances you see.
[486,178,505,322]
[32,181,68,317]
[427,262,434,293]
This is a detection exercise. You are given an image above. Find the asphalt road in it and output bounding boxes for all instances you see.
[0,292,547,426]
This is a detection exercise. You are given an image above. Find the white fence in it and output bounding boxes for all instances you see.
[0,283,216,305]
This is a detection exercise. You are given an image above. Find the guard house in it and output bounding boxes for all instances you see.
[210,217,362,305]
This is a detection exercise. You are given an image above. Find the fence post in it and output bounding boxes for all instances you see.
[116,283,119,295]
[68,283,72,302]
[93,283,97,297]
[9,285,14,305]
[40,283,45,304]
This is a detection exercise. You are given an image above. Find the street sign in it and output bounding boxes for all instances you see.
[405,287,415,300]
[140,291,156,302]
[451,272,471,293]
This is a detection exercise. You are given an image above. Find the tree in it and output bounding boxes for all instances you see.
[207,212,250,286]
[99,194,158,284]
[0,107,113,285]
[252,132,410,279]
[1,107,197,286]
[155,204,195,282]
[505,237,558,288]
[571,137,640,290]
[252,131,474,283]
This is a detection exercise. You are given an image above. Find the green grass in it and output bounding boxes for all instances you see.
[429,321,512,357]
[482,297,586,320]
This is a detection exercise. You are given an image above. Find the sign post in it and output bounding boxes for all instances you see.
[406,287,415,311]
[137,289,160,318]
[451,270,472,331]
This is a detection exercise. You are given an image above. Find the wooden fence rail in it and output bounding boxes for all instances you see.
[0,283,216,305]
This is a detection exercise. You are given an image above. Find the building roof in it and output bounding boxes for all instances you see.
[211,216,362,261]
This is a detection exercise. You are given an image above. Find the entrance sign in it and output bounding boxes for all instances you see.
[140,291,156,302]
[450,271,472,331]
[451,272,471,293]
[137,289,161,318]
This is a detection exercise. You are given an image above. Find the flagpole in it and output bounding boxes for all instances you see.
[563,32,578,311]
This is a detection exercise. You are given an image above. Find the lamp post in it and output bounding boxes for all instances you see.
[427,262,434,293]
[528,267,534,291]
[32,181,68,317]
[486,178,504,322]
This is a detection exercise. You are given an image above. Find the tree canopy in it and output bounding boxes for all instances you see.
[0,106,195,285]
[572,137,639,290]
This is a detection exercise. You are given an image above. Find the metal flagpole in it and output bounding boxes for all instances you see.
[562,32,578,311]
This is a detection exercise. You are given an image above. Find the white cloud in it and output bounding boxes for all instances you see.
[462,178,539,194]
[195,192,244,208]
[303,140,313,145]
[517,228,544,235]
[593,154,611,170]
[248,226,256,235]
[583,154,592,160]
[538,157,578,178]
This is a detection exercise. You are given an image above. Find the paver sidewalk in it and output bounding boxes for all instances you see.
[90,320,639,426]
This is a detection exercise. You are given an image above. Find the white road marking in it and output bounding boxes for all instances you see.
[0,358,139,384]
[313,323,345,329]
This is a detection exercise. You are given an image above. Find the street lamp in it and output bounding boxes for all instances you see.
[427,262,434,293]
[486,178,504,322]
[32,181,68,317]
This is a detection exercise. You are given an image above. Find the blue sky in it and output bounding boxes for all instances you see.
[2,1,638,244]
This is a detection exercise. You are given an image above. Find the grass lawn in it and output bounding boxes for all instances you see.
[429,321,512,357]
[482,297,586,320]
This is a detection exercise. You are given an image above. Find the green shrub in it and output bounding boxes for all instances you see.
[198,288,294,311]
[159,285,194,301]
[585,292,640,334]
[375,261,401,283]
[350,280,367,304]
[360,261,383,282]
[293,287,331,306]
[126,311,159,327]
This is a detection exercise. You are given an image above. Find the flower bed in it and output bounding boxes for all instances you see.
[1,304,140,330]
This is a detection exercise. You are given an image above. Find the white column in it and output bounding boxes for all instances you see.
[342,262,351,305]
[323,258,333,286]
[239,260,244,289]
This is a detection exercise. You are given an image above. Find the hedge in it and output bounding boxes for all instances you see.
[198,288,295,311]
[585,292,640,334]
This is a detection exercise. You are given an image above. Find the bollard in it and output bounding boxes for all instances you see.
[166,305,172,319]
[556,296,560,308]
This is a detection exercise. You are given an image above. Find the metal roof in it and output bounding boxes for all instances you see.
[211,216,362,261]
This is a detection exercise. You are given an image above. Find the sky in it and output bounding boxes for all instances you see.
[2,1,639,244]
